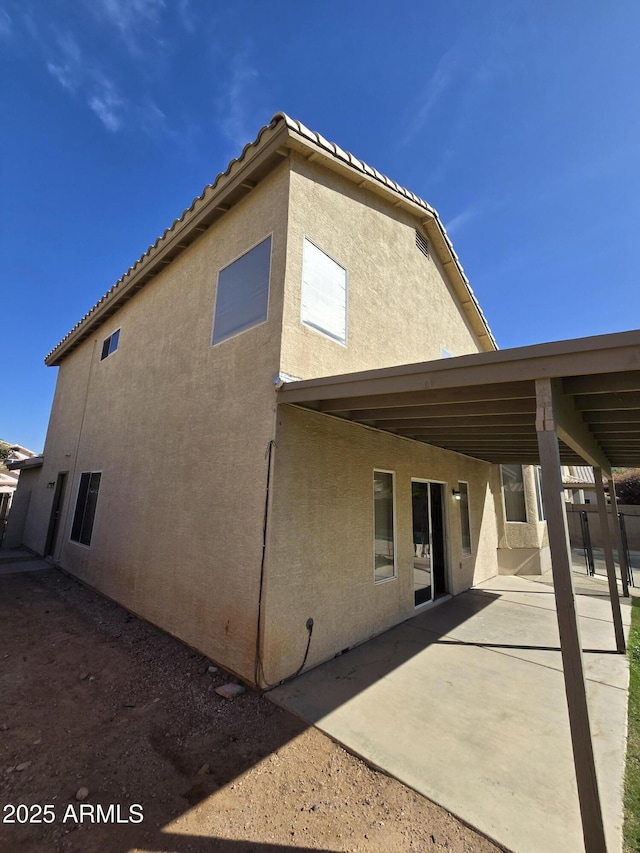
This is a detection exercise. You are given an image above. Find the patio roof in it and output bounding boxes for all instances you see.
[278,326,640,852]
[277,328,640,469]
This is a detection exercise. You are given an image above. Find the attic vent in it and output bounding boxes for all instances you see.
[415,230,429,259]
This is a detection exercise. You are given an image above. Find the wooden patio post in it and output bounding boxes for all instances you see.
[536,380,607,853]
[594,469,626,652]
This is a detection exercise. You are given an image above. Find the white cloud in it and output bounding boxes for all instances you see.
[88,77,124,132]
[46,32,83,92]
[89,0,165,52]
[47,61,75,91]
[401,46,461,147]
[444,204,481,236]
[216,49,261,150]
[0,8,12,38]
[177,0,195,33]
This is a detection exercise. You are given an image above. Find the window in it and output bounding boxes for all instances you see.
[534,466,545,521]
[373,470,396,582]
[71,472,101,546]
[100,329,120,360]
[458,481,472,556]
[501,464,527,522]
[212,236,271,345]
[301,238,347,345]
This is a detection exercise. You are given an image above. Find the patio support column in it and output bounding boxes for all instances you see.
[607,474,630,598]
[594,470,626,652]
[536,379,607,853]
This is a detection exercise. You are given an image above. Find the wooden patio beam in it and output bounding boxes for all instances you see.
[362,400,535,423]
[564,370,640,395]
[317,381,535,412]
[536,379,611,475]
[573,391,640,411]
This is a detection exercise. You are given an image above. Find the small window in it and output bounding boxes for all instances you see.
[458,481,472,556]
[100,329,120,360]
[301,238,347,345]
[501,464,527,522]
[71,472,101,546]
[534,466,545,521]
[212,236,271,345]
[374,470,396,582]
[415,230,429,258]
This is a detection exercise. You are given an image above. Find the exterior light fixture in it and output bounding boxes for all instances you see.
[47,481,56,489]
[452,488,461,500]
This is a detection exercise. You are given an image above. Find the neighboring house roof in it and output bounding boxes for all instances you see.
[7,444,36,459]
[6,456,43,471]
[0,471,19,487]
[562,466,596,487]
[45,113,497,367]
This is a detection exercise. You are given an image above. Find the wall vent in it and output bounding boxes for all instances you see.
[415,230,429,259]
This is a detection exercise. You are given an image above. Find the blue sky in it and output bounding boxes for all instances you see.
[2,1,639,452]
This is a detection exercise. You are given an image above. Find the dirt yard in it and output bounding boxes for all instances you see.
[0,564,501,852]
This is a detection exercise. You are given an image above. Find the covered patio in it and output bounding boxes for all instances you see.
[277,328,640,852]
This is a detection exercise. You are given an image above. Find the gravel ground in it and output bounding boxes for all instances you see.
[0,566,501,852]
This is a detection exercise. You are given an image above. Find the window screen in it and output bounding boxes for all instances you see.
[212,236,271,345]
[71,472,101,546]
[301,238,347,345]
[501,465,527,522]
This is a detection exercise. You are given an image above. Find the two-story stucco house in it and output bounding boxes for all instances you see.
[12,114,553,687]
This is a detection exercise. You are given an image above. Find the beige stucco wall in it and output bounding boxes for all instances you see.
[495,465,550,574]
[24,163,291,682]
[3,467,40,548]
[279,154,487,381]
[25,150,523,688]
[260,405,500,685]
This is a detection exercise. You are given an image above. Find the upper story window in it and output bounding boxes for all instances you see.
[301,237,347,346]
[501,464,527,522]
[212,236,271,345]
[100,329,120,360]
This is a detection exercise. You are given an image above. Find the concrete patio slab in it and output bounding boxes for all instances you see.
[270,572,631,853]
[480,573,632,625]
